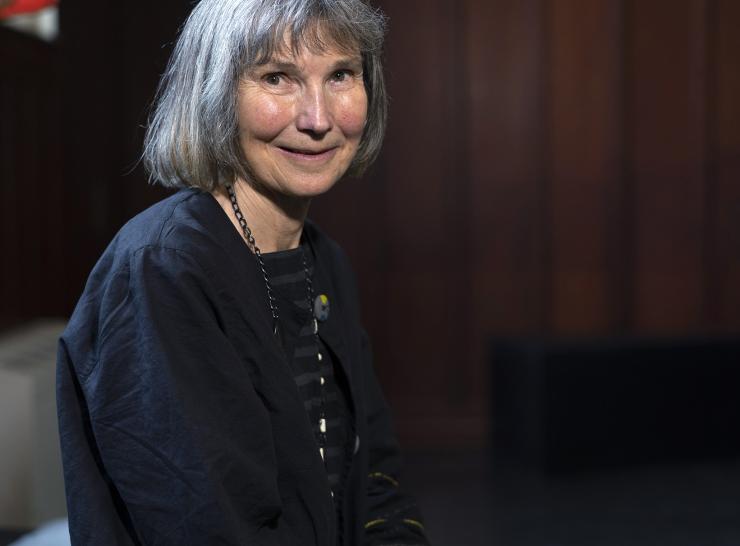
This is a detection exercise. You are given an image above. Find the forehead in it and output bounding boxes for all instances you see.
[262,49,363,70]
[251,20,362,66]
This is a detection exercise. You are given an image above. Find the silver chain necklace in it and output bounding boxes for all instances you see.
[225,182,329,465]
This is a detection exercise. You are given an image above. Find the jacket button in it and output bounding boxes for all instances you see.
[354,434,360,454]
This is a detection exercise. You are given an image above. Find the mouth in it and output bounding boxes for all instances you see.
[276,145,338,161]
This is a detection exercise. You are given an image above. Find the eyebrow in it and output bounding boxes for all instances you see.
[260,56,363,72]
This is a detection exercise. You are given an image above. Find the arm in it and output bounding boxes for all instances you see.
[361,331,430,546]
[61,246,284,545]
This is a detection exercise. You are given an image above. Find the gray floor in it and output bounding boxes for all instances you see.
[403,451,495,545]
[4,452,740,545]
[403,451,740,546]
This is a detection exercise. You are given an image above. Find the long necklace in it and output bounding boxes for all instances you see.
[225,182,329,465]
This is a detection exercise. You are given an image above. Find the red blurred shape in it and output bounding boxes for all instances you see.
[0,0,57,20]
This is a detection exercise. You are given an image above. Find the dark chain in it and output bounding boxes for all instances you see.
[226,182,329,471]
[226,183,279,333]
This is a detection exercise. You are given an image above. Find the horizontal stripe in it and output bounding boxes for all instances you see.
[262,247,349,500]
[304,392,338,410]
[312,417,342,434]
[294,371,321,387]
[291,299,311,311]
[294,345,319,358]
[292,362,333,376]
[323,446,343,458]
[270,270,307,285]
[298,323,316,336]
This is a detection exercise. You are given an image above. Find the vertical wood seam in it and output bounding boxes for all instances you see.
[620,0,636,333]
[704,0,719,331]
[445,0,474,407]
[540,0,553,334]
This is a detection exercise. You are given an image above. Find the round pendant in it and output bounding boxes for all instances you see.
[313,294,330,322]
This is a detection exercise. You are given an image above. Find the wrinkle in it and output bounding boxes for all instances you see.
[92,419,202,497]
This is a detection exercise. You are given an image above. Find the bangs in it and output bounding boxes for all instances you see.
[259,20,360,64]
[242,1,383,68]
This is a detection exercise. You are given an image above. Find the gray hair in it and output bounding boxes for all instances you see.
[143,0,388,190]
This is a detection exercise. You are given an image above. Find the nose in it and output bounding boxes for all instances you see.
[295,84,332,137]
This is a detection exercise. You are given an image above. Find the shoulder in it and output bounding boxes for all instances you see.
[89,188,238,280]
[63,190,238,360]
[116,188,224,258]
[303,219,353,275]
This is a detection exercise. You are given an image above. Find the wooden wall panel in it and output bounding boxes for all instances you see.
[710,0,740,330]
[457,0,549,446]
[352,0,483,446]
[56,0,190,313]
[114,1,191,222]
[58,1,122,308]
[5,0,740,448]
[468,0,546,337]
[0,29,63,323]
[547,0,625,334]
[375,0,450,410]
[626,0,708,332]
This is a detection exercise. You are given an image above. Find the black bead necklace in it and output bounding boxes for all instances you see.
[225,182,330,467]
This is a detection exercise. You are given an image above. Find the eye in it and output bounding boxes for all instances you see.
[263,73,284,86]
[330,69,352,82]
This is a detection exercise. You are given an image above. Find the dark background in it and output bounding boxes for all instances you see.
[2,0,740,455]
[4,1,740,544]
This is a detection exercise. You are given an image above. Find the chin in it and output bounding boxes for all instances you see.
[285,176,342,198]
[275,165,349,198]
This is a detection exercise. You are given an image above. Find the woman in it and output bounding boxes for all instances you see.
[56,0,429,545]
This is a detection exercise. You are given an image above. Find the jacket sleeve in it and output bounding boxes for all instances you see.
[360,331,431,546]
[59,245,285,545]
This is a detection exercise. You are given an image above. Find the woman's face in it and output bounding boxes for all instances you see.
[237,42,368,199]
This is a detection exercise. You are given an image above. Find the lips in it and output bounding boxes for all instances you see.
[276,145,339,161]
[279,146,335,155]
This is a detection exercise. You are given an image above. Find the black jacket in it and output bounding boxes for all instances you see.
[57,189,428,546]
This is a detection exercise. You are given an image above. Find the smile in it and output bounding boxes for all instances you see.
[276,146,339,162]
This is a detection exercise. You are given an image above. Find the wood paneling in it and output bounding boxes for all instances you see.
[710,0,740,330]
[375,0,451,411]
[468,0,547,336]
[626,0,708,332]
[58,0,186,310]
[459,0,549,445]
[5,0,740,448]
[547,0,624,334]
[0,29,63,321]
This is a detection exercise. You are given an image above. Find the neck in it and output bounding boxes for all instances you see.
[213,178,310,253]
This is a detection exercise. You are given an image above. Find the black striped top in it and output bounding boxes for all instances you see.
[262,244,351,498]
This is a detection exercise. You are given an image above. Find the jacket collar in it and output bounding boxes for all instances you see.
[202,190,358,418]
[303,223,358,419]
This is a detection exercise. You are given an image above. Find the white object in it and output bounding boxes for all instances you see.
[8,518,70,546]
[0,7,59,42]
[0,320,67,528]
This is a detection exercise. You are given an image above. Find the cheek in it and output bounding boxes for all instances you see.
[239,95,292,142]
[336,92,368,140]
